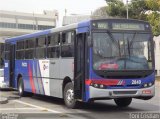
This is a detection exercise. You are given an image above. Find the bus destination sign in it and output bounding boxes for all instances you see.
[112,23,145,30]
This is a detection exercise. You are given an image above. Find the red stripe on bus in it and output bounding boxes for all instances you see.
[28,64,36,93]
[85,79,92,85]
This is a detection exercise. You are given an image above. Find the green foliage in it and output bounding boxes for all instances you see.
[147,12,160,36]
[92,6,108,18]
[146,0,160,11]
[105,0,160,36]
[128,0,149,19]
[106,0,126,18]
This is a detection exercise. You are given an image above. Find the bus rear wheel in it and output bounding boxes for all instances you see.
[114,98,132,107]
[18,77,33,97]
[64,82,77,108]
[18,77,26,97]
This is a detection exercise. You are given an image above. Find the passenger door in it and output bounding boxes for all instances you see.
[74,33,87,100]
[9,44,15,88]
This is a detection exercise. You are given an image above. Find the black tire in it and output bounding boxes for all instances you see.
[88,99,94,104]
[18,77,25,97]
[18,77,33,97]
[64,82,78,108]
[114,98,132,107]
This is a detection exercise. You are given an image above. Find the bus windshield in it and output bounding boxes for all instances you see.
[93,32,153,71]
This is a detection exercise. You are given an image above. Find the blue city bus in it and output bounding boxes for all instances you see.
[4,19,155,108]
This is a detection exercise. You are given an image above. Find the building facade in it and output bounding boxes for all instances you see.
[0,10,58,41]
[154,36,160,76]
[62,15,90,26]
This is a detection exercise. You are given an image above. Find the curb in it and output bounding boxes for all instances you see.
[0,97,8,104]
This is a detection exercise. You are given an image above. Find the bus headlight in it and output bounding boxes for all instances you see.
[143,82,154,88]
[143,83,148,88]
[94,84,98,88]
[148,82,153,87]
[90,83,105,89]
[99,84,104,89]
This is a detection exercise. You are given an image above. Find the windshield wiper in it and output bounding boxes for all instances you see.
[129,32,137,48]
[107,31,121,56]
[127,38,130,56]
[124,32,137,57]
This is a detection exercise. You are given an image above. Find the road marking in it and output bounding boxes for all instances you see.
[0,108,38,110]
[14,100,61,113]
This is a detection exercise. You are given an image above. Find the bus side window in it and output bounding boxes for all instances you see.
[47,33,60,58]
[61,31,74,57]
[48,34,60,46]
[62,33,66,43]
[4,44,10,60]
[16,41,25,59]
[36,36,46,47]
[25,38,35,59]
[36,36,46,59]
[0,43,4,67]
[25,38,35,49]
[47,36,51,45]
[16,41,24,50]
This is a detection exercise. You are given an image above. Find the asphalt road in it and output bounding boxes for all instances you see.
[0,82,160,119]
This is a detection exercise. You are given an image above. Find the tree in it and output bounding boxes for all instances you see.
[105,0,126,18]
[146,0,160,11]
[130,0,160,36]
[128,0,149,19]
[147,12,160,36]
[92,6,109,18]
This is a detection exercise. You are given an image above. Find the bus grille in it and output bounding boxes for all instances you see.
[113,91,137,95]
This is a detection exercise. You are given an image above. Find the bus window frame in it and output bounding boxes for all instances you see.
[24,38,36,60]
[35,35,47,59]
[47,32,60,59]
[16,40,25,60]
[4,43,10,60]
[61,30,75,58]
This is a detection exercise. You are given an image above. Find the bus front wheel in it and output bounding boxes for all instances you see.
[114,98,132,107]
[64,82,77,108]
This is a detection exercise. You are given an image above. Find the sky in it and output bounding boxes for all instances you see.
[0,0,107,26]
[0,0,106,15]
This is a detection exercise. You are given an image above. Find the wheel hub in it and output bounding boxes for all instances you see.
[66,89,74,104]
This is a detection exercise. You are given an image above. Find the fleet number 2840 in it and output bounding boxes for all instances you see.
[132,80,141,85]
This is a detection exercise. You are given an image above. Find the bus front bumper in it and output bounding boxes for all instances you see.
[89,85,155,100]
